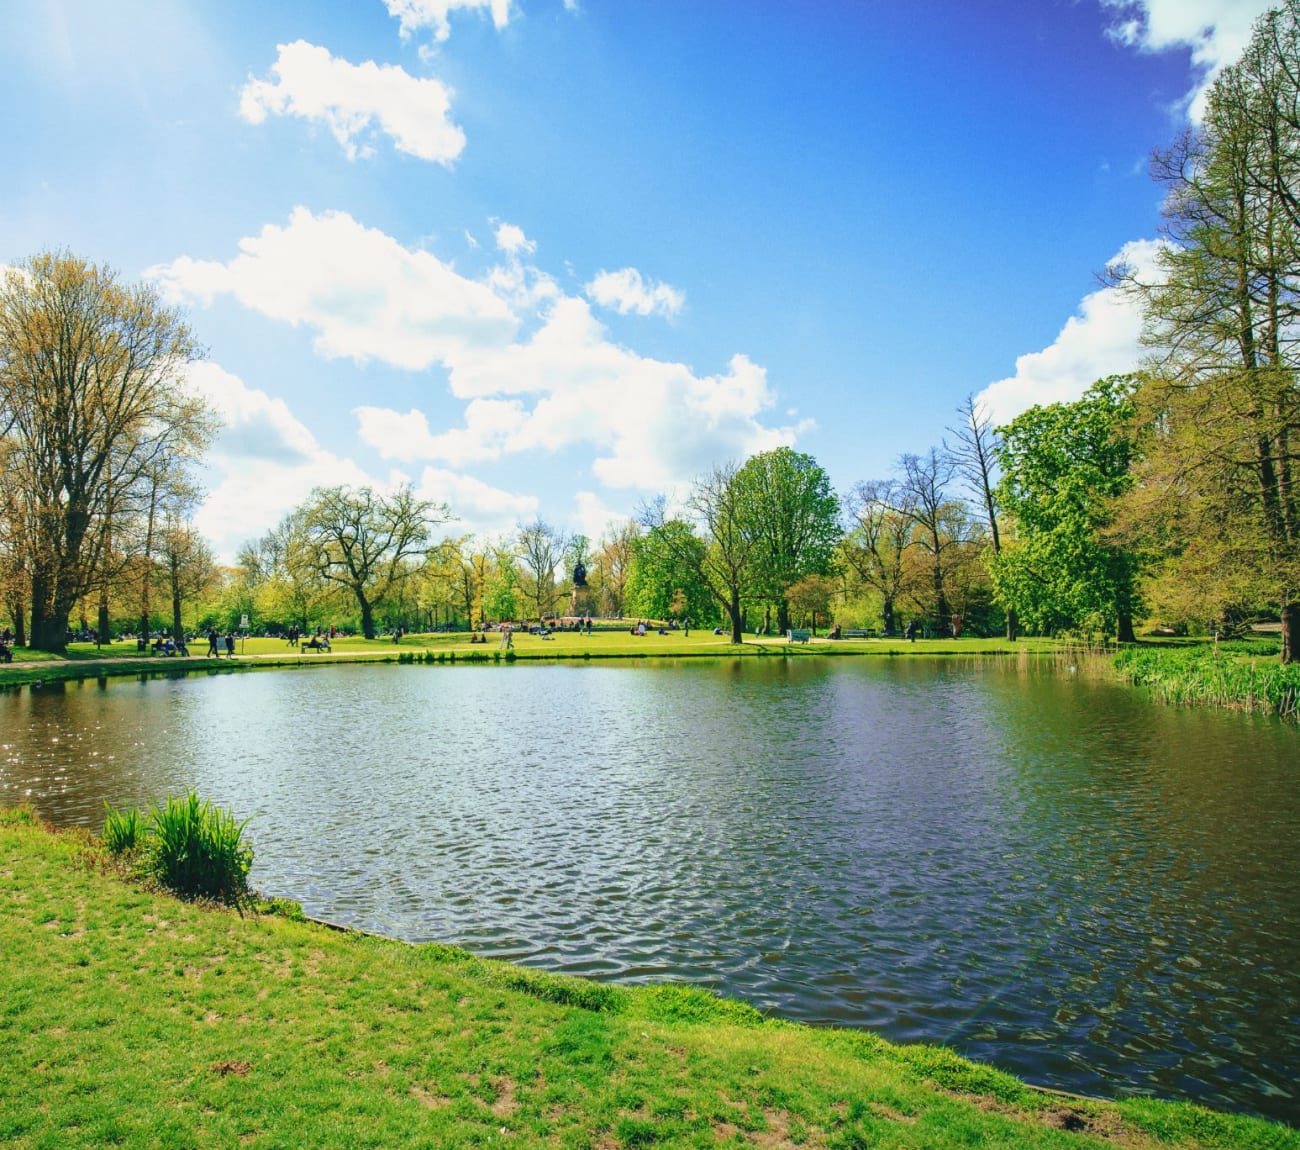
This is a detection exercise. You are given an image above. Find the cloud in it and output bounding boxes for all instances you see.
[157,209,804,502]
[975,239,1166,425]
[585,267,685,318]
[148,207,517,369]
[183,363,378,561]
[1101,0,1275,118]
[494,221,536,255]
[414,466,538,533]
[355,399,527,465]
[386,0,511,43]
[240,41,465,164]
[183,361,317,465]
[573,491,627,542]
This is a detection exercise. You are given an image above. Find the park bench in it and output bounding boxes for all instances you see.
[843,629,873,639]
[300,641,330,653]
[787,628,811,643]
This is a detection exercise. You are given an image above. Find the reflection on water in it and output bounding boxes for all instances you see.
[1,658,1297,1124]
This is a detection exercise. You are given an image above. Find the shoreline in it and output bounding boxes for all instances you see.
[3,809,1294,1147]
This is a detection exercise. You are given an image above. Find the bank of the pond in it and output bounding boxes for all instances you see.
[2,810,1292,1150]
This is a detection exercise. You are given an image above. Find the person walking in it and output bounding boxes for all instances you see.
[224,632,235,658]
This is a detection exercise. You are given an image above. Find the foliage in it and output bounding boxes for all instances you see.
[141,790,253,902]
[101,802,144,855]
[993,376,1143,641]
[1115,644,1300,720]
[515,518,567,620]
[1114,3,1300,660]
[299,485,443,639]
[0,251,215,651]
[733,446,842,632]
[624,520,712,623]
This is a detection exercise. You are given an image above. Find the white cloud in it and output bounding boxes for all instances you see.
[354,398,527,465]
[573,491,627,542]
[494,221,536,255]
[240,41,465,164]
[157,209,803,503]
[386,0,511,42]
[148,207,517,369]
[414,466,538,534]
[183,363,378,562]
[1101,0,1275,118]
[976,238,1166,425]
[585,267,685,318]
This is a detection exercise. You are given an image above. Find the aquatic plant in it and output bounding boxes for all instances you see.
[144,790,252,902]
[101,802,144,855]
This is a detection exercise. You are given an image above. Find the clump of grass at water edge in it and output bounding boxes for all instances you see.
[101,789,252,903]
[1114,645,1300,720]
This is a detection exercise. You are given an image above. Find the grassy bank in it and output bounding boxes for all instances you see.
[1114,641,1300,721]
[0,630,1064,689]
[2,808,1293,1149]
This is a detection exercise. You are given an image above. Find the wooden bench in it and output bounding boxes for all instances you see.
[300,642,330,653]
[787,628,811,643]
[843,629,873,639]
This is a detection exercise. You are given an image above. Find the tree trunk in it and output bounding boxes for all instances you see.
[1117,611,1137,644]
[1282,601,1299,664]
[728,590,743,644]
[1006,607,1018,642]
[776,601,790,634]
[882,599,895,635]
[359,594,376,640]
[97,589,110,647]
[30,573,54,652]
[10,590,26,647]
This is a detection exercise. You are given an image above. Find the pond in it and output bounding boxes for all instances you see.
[2,657,1297,1125]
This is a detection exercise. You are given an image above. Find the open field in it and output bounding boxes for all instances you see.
[2,807,1293,1150]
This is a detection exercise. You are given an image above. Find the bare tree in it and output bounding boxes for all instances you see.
[842,479,914,635]
[946,393,1015,638]
[516,519,567,620]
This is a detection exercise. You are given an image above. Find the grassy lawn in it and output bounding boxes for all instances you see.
[0,629,1073,688]
[2,809,1293,1149]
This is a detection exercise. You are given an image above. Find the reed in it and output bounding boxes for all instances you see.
[142,790,253,902]
[1114,646,1300,721]
[101,802,144,855]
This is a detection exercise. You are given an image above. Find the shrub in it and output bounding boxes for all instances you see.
[144,790,253,903]
[102,802,144,854]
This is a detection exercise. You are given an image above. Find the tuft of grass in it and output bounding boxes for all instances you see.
[142,790,253,903]
[1115,645,1300,720]
[101,802,144,855]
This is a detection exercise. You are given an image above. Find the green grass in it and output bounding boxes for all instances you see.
[1,812,1294,1149]
[1115,643,1300,720]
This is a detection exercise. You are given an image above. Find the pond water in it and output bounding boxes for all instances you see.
[2,657,1297,1124]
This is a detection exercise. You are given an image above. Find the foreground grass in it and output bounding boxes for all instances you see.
[2,810,1292,1149]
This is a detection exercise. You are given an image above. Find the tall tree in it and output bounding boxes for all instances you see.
[0,252,213,649]
[300,485,443,639]
[946,394,1016,639]
[625,520,712,624]
[841,479,915,634]
[994,377,1143,642]
[160,517,215,644]
[516,519,567,621]
[896,448,962,626]
[1116,5,1300,659]
[732,447,841,633]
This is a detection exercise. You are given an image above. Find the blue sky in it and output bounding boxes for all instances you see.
[0,0,1274,559]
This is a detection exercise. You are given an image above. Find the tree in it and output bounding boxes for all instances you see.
[993,377,1143,642]
[841,479,915,634]
[1114,5,1300,659]
[946,394,1016,639]
[625,520,712,624]
[593,520,639,618]
[684,462,758,643]
[516,519,567,620]
[0,252,213,650]
[300,485,443,639]
[160,518,216,643]
[896,448,965,626]
[732,447,842,633]
[786,574,835,635]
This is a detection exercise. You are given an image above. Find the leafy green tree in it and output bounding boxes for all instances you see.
[841,479,915,634]
[1115,4,1300,659]
[993,377,1143,642]
[733,447,841,633]
[625,520,712,623]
